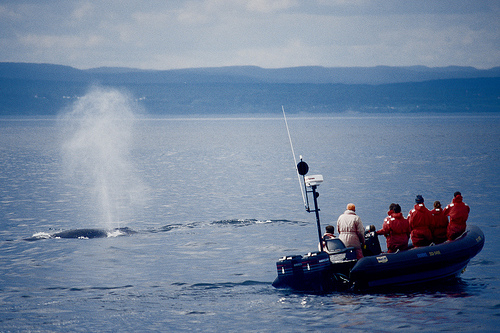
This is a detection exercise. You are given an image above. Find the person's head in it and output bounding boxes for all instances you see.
[454,191,462,198]
[415,195,424,204]
[325,225,335,234]
[389,203,397,211]
[347,203,356,211]
[434,201,441,209]
[393,204,401,213]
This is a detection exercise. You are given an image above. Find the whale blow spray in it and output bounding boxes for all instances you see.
[60,86,145,229]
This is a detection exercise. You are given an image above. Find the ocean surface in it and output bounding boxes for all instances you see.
[1,90,499,332]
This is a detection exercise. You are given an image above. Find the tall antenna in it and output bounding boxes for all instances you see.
[282,106,307,208]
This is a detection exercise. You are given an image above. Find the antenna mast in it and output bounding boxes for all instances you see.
[282,106,307,209]
[282,106,325,250]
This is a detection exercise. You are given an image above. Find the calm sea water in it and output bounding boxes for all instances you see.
[1,99,499,331]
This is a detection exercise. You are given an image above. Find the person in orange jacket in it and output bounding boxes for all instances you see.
[430,201,448,244]
[443,191,470,241]
[407,195,432,247]
[376,204,410,253]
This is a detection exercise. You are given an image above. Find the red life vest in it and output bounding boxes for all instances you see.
[379,212,410,253]
[430,208,448,244]
[408,204,432,247]
[444,195,469,240]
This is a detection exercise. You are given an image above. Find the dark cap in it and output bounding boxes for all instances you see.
[415,195,424,204]
[393,204,402,213]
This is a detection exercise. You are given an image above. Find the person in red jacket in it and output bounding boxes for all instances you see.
[443,191,470,240]
[407,195,432,247]
[376,204,410,253]
[379,203,397,232]
[430,201,448,244]
[375,203,396,249]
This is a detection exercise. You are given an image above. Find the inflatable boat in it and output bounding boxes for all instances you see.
[272,224,484,292]
[271,159,485,293]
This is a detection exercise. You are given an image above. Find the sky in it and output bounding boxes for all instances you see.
[0,0,499,70]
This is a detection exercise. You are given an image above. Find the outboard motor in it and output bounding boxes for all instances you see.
[272,157,352,292]
[363,225,382,256]
[273,251,332,292]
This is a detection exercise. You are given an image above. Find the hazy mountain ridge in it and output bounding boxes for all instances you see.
[0,62,499,116]
[1,62,500,85]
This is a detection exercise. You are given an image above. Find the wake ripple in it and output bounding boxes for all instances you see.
[189,280,270,290]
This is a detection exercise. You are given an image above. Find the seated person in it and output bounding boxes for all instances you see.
[430,201,448,244]
[320,225,336,251]
[444,191,470,241]
[408,195,432,247]
[323,225,336,239]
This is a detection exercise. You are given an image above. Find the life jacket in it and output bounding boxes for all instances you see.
[376,210,393,236]
[407,204,432,247]
[384,212,410,253]
[444,195,469,240]
[430,208,448,244]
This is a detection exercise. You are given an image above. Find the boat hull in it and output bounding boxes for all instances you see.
[272,225,485,292]
[350,225,484,291]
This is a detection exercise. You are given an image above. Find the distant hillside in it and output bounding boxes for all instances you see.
[0,62,499,116]
[1,62,500,84]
